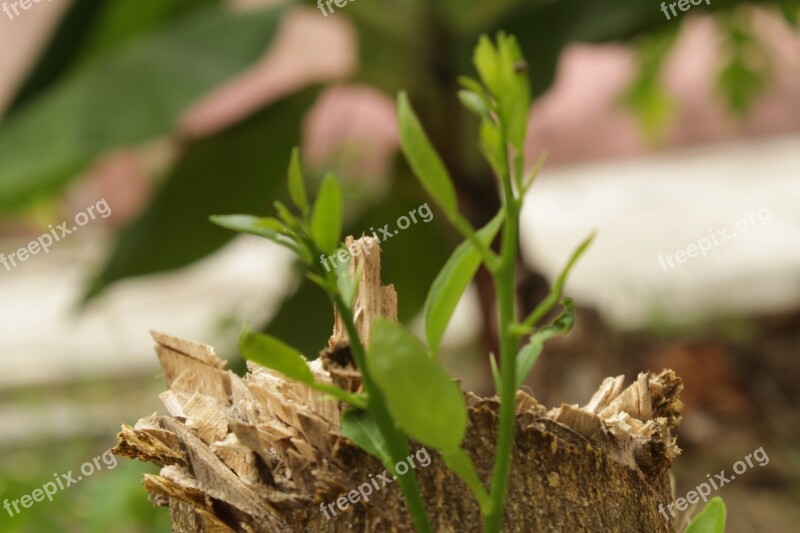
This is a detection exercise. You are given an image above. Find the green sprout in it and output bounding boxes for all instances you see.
[212,33,593,533]
[686,497,727,533]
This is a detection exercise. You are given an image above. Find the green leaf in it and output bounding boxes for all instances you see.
[516,299,575,388]
[368,318,467,451]
[397,92,459,219]
[274,200,303,234]
[0,4,285,213]
[457,90,490,120]
[685,497,726,533]
[240,327,366,408]
[515,342,543,391]
[495,34,530,150]
[489,353,501,393]
[425,210,504,356]
[341,409,391,463]
[313,383,368,409]
[84,88,319,301]
[209,214,285,236]
[209,214,300,254]
[480,120,506,179]
[457,76,488,97]
[473,36,502,97]
[239,328,315,384]
[311,173,343,254]
[287,147,309,214]
[442,449,491,513]
[472,34,530,150]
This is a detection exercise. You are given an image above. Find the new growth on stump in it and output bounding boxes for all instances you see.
[115,236,684,531]
[112,33,699,532]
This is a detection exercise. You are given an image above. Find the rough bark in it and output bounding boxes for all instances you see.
[113,236,683,532]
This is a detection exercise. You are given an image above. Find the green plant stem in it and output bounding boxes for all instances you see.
[483,161,521,533]
[334,295,433,533]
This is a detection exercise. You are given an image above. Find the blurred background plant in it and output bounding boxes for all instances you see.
[1,0,799,531]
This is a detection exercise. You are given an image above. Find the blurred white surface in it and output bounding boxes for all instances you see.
[521,134,800,328]
[0,234,294,388]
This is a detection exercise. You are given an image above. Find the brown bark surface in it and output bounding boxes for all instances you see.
[113,237,683,532]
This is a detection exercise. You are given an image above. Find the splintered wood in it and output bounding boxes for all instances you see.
[330,236,397,348]
[114,236,684,532]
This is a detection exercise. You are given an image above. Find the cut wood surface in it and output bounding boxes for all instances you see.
[114,237,683,532]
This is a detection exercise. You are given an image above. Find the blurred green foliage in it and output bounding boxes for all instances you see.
[717,12,770,115]
[620,27,679,144]
[0,441,169,533]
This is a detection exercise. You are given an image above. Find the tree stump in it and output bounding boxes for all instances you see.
[113,237,683,532]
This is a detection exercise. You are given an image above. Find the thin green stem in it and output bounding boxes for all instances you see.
[334,295,433,533]
[483,145,521,533]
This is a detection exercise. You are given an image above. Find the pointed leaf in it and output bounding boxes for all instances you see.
[397,92,458,218]
[685,497,726,533]
[239,328,315,385]
[274,200,303,234]
[425,210,504,356]
[313,383,367,409]
[311,173,342,254]
[516,299,575,388]
[209,213,312,263]
[368,319,467,451]
[209,214,294,248]
[458,90,490,120]
[287,147,308,214]
[341,409,391,463]
[240,328,365,408]
[515,342,543,391]
[473,35,501,96]
[442,449,491,513]
[480,120,506,179]
[496,34,530,149]
[457,76,488,97]
[489,353,501,393]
